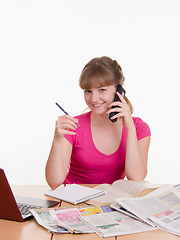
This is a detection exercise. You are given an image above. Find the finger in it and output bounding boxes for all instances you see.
[56,124,76,136]
[65,115,79,125]
[57,116,78,129]
[56,122,77,135]
[106,107,124,115]
[59,115,79,125]
[57,128,76,136]
[116,92,126,103]
[110,112,124,120]
[57,122,77,132]
[108,101,124,108]
[61,129,76,135]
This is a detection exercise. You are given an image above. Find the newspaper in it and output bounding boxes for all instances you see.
[30,184,180,237]
[110,202,142,220]
[148,184,180,236]
[49,207,94,233]
[30,208,69,233]
[80,210,156,237]
[111,184,180,235]
[30,206,114,234]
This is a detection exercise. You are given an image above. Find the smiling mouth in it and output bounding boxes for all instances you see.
[92,103,104,107]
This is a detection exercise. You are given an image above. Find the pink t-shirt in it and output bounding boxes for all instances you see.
[64,111,151,184]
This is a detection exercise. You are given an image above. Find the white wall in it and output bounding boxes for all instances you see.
[0,0,180,185]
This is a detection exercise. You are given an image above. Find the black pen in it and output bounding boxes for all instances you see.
[55,102,80,127]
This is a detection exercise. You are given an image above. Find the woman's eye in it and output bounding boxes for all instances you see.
[84,90,91,94]
[99,88,106,92]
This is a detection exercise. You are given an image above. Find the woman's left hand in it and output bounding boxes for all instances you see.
[107,92,134,130]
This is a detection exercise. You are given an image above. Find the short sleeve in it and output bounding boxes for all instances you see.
[133,117,151,141]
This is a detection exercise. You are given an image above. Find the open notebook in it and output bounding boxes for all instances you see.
[45,184,106,204]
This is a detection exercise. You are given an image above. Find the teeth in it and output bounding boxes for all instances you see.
[93,104,101,107]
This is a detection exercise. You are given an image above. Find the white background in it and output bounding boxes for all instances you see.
[0,0,180,185]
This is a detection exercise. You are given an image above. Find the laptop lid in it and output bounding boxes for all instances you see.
[0,168,59,222]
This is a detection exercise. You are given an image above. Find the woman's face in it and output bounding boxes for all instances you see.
[84,84,116,115]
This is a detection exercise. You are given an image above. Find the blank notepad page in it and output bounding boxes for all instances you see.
[45,184,106,204]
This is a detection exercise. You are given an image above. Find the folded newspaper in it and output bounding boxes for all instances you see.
[148,184,180,236]
[80,209,156,237]
[30,205,156,237]
[30,206,116,234]
[110,184,180,236]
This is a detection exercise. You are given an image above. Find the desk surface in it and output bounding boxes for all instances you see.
[0,185,179,240]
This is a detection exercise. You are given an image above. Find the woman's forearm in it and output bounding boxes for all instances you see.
[125,127,148,180]
[46,115,76,189]
[45,136,71,189]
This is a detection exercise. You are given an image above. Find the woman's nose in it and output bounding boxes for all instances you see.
[91,92,99,102]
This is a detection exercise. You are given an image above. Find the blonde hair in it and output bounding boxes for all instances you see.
[79,56,133,113]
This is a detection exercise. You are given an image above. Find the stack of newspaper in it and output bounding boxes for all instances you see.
[30,205,155,237]
[30,184,180,237]
[109,184,180,237]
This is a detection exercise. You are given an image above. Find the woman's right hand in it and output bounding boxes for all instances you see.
[54,115,78,138]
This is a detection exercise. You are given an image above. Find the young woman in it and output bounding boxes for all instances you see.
[45,56,151,189]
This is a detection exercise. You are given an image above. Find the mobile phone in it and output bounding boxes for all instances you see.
[108,84,126,122]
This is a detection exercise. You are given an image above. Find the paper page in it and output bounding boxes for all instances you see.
[50,208,93,233]
[147,184,180,236]
[149,209,180,236]
[31,206,115,234]
[81,210,155,237]
[30,208,69,233]
[49,206,114,234]
[110,202,140,219]
[87,184,121,205]
[45,184,105,204]
[112,180,159,197]
[87,180,159,205]
[114,185,180,226]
